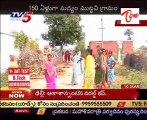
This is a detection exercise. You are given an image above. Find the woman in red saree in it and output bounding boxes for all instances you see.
[64,50,70,63]
[44,53,57,89]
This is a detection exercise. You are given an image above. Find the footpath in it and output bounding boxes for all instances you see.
[30,62,83,89]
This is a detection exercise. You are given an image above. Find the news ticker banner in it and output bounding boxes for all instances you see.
[0,89,141,100]
[8,68,30,89]
[1,0,147,14]
[1,108,147,116]
[0,100,147,108]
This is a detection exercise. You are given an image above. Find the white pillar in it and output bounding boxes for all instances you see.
[118,48,121,64]
[117,41,123,65]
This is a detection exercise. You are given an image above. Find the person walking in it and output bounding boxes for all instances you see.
[44,53,57,89]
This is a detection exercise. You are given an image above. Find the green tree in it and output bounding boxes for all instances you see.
[140,45,147,50]
[52,47,60,53]
[75,39,86,57]
[11,31,29,51]
[124,29,134,40]
[11,31,39,51]
[139,45,147,54]
[41,15,84,51]
[75,36,85,52]
[27,39,39,51]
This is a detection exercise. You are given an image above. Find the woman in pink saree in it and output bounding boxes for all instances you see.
[44,53,57,89]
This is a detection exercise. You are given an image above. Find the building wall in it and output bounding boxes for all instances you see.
[123,41,133,54]
[89,40,133,58]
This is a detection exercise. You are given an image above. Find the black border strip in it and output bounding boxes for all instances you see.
[0,0,147,14]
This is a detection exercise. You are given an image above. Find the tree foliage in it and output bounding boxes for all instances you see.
[75,39,86,57]
[75,38,85,52]
[136,45,147,54]
[124,29,134,40]
[11,31,28,51]
[41,15,84,50]
[26,39,39,51]
[140,45,147,50]
[11,31,39,51]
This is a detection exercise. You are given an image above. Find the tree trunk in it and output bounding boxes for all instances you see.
[60,44,64,57]
[60,44,63,51]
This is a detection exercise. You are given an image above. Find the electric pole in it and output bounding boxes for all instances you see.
[99,16,105,48]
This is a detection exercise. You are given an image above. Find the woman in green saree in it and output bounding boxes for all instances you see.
[95,49,109,89]
[95,49,103,84]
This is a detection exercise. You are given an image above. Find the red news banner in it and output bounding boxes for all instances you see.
[1,89,139,100]
[1,68,140,100]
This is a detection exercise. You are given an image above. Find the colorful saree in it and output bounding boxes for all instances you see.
[44,61,57,89]
[108,56,115,84]
[95,55,103,84]
[71,54,81,85]
[10,61,19,68]
[83,55,95,89]
[100,54,108,82]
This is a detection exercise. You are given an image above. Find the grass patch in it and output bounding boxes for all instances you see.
[0,71,8,88]
[111,66,147,89]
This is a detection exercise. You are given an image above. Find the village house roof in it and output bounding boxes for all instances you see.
[89,40,133,43]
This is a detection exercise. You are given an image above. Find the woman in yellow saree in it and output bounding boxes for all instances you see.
[83,49,95,89]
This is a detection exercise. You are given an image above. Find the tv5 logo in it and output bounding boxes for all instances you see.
[121,8,140,24]
[10,12,33,23]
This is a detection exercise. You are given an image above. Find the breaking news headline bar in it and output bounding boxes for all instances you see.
[1,0,147,14]
[0,89,143,100]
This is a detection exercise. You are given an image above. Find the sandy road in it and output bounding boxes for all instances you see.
[30,62,84,89]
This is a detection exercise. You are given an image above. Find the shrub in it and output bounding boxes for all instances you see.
[0,72,8,88]
[112,66,147,89]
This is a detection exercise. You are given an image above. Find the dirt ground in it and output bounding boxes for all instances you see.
[30,62,84,89]
[1,59,121,90]
[30,62,123,89]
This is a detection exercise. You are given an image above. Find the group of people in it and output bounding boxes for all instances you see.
[43,47,116,89]
[44,50,84,89]
[94,48,116,88]
[44,50,83,89]
[9,47,116,89]
[84,48,116,89]
[71,47,116,89]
